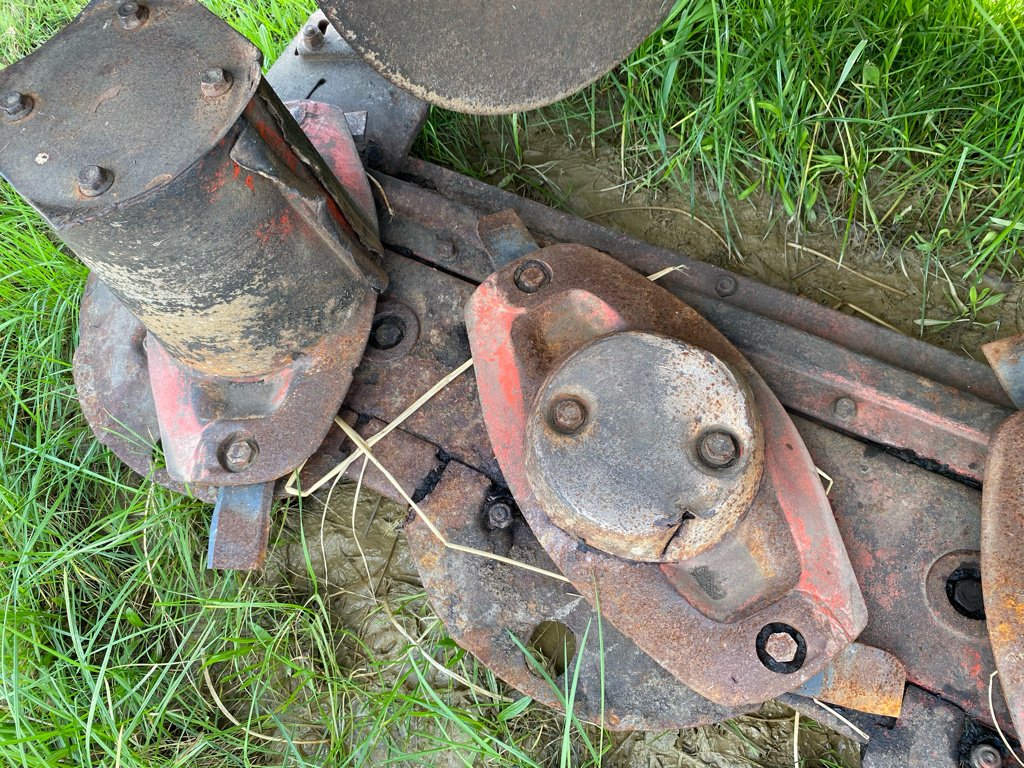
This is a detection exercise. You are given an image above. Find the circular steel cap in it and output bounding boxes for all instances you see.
[525,332,764,562]
[318,1,673,115]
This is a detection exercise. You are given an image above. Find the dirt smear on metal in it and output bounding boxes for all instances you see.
[261,485,858,767]
[251,129,1016,765]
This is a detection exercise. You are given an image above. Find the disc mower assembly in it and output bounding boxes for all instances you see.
[2,2,1023,766]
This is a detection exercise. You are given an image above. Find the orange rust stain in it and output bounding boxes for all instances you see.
[253,212,294,245]
[245,175,255,192]
[232,164,241,179]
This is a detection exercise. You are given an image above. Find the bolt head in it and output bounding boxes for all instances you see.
[371,317,405,350]
[970,743,1002,768]
[201,68,233,99]
[486,500,514,530]
[77,165,114,197]
[117,2,148,29]
[715,275,738,297]
[550,396,587,434]
[831,396,858,420]
[220,435,259,472]
[514,259,551,293]
[698,430,739,469]
[301,23,326,51]
[1,90,33,122]
[765,632,799,664]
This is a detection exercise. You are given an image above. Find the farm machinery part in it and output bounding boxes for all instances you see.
[1,2,1022,765]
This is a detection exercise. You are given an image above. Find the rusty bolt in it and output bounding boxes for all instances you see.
[970,743,1003,768]
[765,632,799,664]
[77,165,114,197]
[301,22,326,51]
[371,315,405,350]
[715,275,738,297]
[831,396,858,420]
[514,259,551,293]
[1,90,34,122]
[201,68,233,99]
[219,435,259,473]
[550,396,588,434]
[117,2,148,30]
[698,430,739,469]
[485,500,514,530]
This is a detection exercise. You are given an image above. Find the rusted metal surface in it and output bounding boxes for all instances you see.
[859,686,966,768]
[981,410,1024,739]
[374,168,1009,482]
[342,250,500,480]
[266,10,428,174]
[797,417,1013,734]
[466,243,866,707]
[404,459,752,730]
[476,209,540,267]
[525,331,765,562]
[73,277,216,503]
[0,1,384,378]
[317,1,672,115]
[793,643,906,719]
[70,91,382,488]
[207,482,274,569]
[400,157,1012,409]
[983,334,1024,408]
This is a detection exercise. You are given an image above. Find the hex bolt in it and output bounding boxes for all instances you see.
[371,316,405,350]
[77,165,114,197]
[698,430,739,469]
[485,499,514,530]
[514,259,551,293]
[1,90,34,122]
[831,396,858,420]
[715,275,738,297]
[970,743,1003,768]
[765,631,799,664]
[201,68,233,99]
[550,396,588,434]
[219,435,259,473]
[301,22,326,51]
[117,2,148,30]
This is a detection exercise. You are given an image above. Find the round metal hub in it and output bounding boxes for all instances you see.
[524,331,764,562]
[318,1,672,115]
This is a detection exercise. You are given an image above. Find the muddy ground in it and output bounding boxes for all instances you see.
[257,128,1020,766]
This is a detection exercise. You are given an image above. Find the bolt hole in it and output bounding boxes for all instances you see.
[526,621,576,679]
[369,315,406,351]
[946,565,986,621]
[317,18,330,33]
[755,623,807,674]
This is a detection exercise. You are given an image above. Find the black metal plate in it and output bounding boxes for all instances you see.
[318,1,672,114]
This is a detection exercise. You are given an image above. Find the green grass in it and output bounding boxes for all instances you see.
[2,0,1021,765]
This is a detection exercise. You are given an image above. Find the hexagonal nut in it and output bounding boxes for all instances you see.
[219,435,259,472]
[765,631,799,664]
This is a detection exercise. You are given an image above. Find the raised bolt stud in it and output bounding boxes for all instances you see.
[514,259,551,293]
[219,435,259,473]
[1,90,34,122]
[117,1,148,30]
[765,631,799,664]
[831,396,858,420]
[550,396,587,434]
[201,68,233,99]
[698,430,739,469]
[77,165,114,197]
[970,743,1003,768]
[485,499,514,531]
[715,275,738,297]
[301,22,326,51]
[371,316,405,350]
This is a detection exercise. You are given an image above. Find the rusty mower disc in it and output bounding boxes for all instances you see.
[317,1,673,115]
